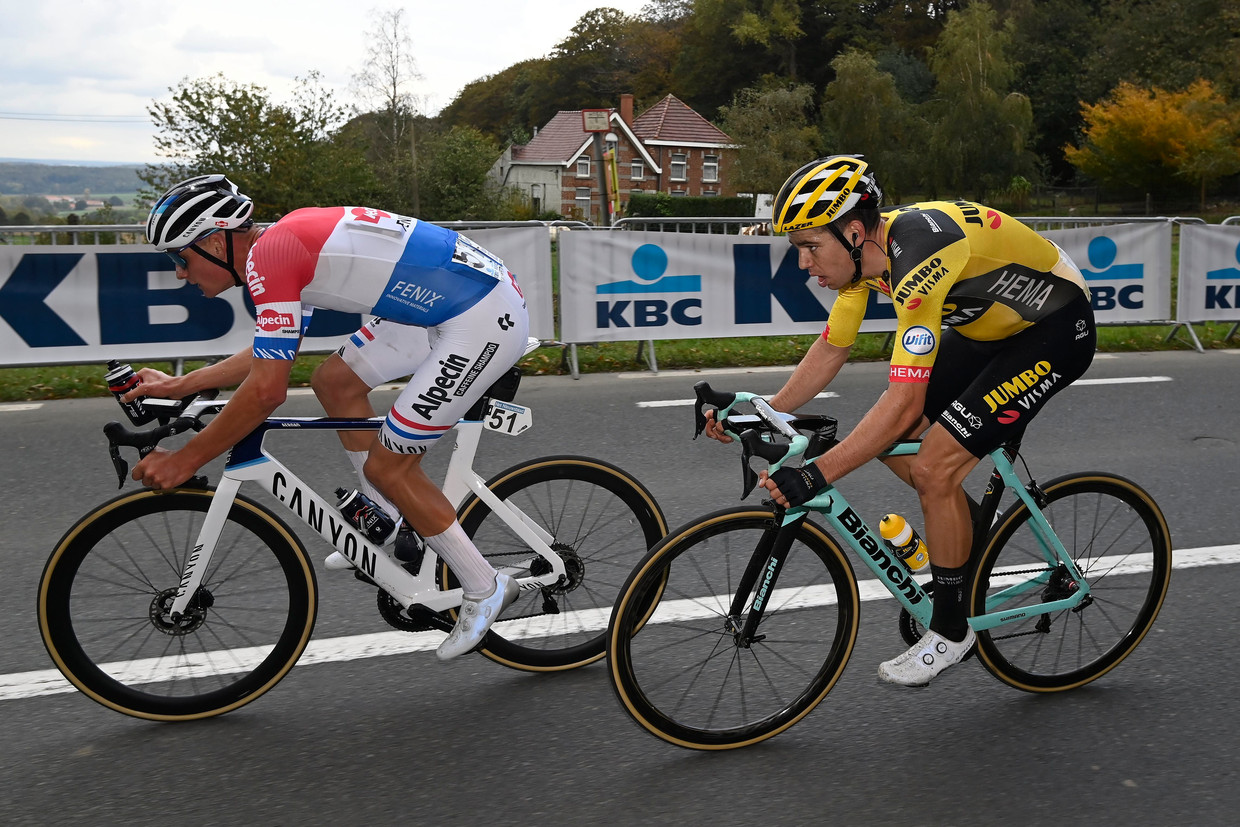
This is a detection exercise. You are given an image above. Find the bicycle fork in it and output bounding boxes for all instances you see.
[729,516,803,647]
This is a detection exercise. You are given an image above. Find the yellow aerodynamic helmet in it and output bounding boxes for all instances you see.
[771,155,883,235]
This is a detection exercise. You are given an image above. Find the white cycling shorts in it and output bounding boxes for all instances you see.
[338,278,529,454]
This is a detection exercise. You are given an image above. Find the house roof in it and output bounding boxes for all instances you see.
[510,111,592,164]
[510,110,659,169]
[631,94,732,146]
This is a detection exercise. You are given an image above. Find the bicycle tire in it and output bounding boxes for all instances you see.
[970,473,1171,692]
[607,508,860,750]
[38,488,317,721]
[451,456,668,671]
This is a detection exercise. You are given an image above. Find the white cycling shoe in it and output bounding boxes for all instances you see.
[878,627,976,687]
[436,572,520,661]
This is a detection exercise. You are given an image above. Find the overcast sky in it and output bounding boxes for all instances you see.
[0,0,651,165]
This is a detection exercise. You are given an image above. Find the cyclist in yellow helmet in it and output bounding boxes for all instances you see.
[706,155,1096,686]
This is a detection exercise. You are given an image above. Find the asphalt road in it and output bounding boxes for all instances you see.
[2,350,1238,825]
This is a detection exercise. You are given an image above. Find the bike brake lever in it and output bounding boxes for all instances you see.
[734,433,763,498]
[108,443,129,489]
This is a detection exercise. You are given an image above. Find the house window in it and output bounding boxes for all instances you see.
[670,153,687,181]
[575,187,592,214]
[576,157,590,177]
[703,154,719,183]
[703,189,717,197]
[670,189,686,197]
[530,184,542,214]
[630,160,645,180]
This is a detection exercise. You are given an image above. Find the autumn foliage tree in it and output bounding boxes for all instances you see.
[1065,80,1240,207]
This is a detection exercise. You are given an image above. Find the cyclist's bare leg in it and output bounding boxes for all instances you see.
[366,440,514,661]
[311,353,378,453]
[908,424,979,568]
[364,443,499,596]
[877,423,981,684]
[363,444,456,537]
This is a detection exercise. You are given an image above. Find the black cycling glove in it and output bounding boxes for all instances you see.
[769,462,828,506]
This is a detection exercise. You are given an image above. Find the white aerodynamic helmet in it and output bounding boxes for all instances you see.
[146,174,254,251]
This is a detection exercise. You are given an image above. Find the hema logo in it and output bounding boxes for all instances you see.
[596,243,702,328]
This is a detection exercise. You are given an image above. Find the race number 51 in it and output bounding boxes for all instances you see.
[484,400,532,435]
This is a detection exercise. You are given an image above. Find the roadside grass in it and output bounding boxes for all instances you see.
[2,322,1233,404]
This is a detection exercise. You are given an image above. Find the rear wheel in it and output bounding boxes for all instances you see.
[971,473,1171,692]
[452,456,667,671]
[38,488,316,721]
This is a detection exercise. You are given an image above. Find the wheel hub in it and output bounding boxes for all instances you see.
[529,543,584,594]
[149,586,212,635]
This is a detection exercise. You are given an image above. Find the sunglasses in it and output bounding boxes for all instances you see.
[164,243,196,270]
[164,230,222,270]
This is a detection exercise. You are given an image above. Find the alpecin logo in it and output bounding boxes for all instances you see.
[410,353,470,419]
[257,309,295,332]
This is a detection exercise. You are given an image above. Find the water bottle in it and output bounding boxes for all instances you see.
[104,360,155,426]
[335,488,398,546]
[879,513,930,572]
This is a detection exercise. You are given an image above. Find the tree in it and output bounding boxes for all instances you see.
[143,72,372,218]
[415,126,504,221]
[351,8,422,213]
[728,0,805,79]
[821,50,925,202]
[551,7,637,104]
[718,80,819,194]
[1090,0,1240,99]
[925,2,1035,198]
[1065,80,1240,207]
[1004,0,1104,182]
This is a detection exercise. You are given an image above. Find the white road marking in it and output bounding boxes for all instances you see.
[5,544,1234,703]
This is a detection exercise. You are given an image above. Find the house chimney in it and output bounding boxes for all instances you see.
[620,93,634,127]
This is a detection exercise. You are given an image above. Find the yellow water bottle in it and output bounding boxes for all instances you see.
[879,513,930,572]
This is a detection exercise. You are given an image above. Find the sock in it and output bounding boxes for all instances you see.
[346,450,404,537]
[929,563,970,642]
[424,522,497,597]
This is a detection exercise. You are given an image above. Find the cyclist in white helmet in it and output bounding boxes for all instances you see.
[131,174,530,661]
[705,155,1095,687]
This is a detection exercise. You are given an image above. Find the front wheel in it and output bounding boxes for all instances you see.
[452,456,667,671]
[38,488,317,721]
[970,473,1172,692]
[607,508,860,750]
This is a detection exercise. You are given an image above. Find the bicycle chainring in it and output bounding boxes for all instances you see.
[376,589,438,632]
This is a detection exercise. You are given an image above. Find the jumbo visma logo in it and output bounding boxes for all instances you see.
[596,244,702,329]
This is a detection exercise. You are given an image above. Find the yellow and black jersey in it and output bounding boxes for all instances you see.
[824,201,1089,383]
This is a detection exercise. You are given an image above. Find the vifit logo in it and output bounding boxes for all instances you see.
[596,243,702,329]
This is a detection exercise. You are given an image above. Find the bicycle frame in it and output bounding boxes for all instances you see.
[699,385,1092,639]
[779,440,1092,633]
[168,413,566,620]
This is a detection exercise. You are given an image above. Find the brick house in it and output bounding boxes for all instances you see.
[488,94,737,223]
